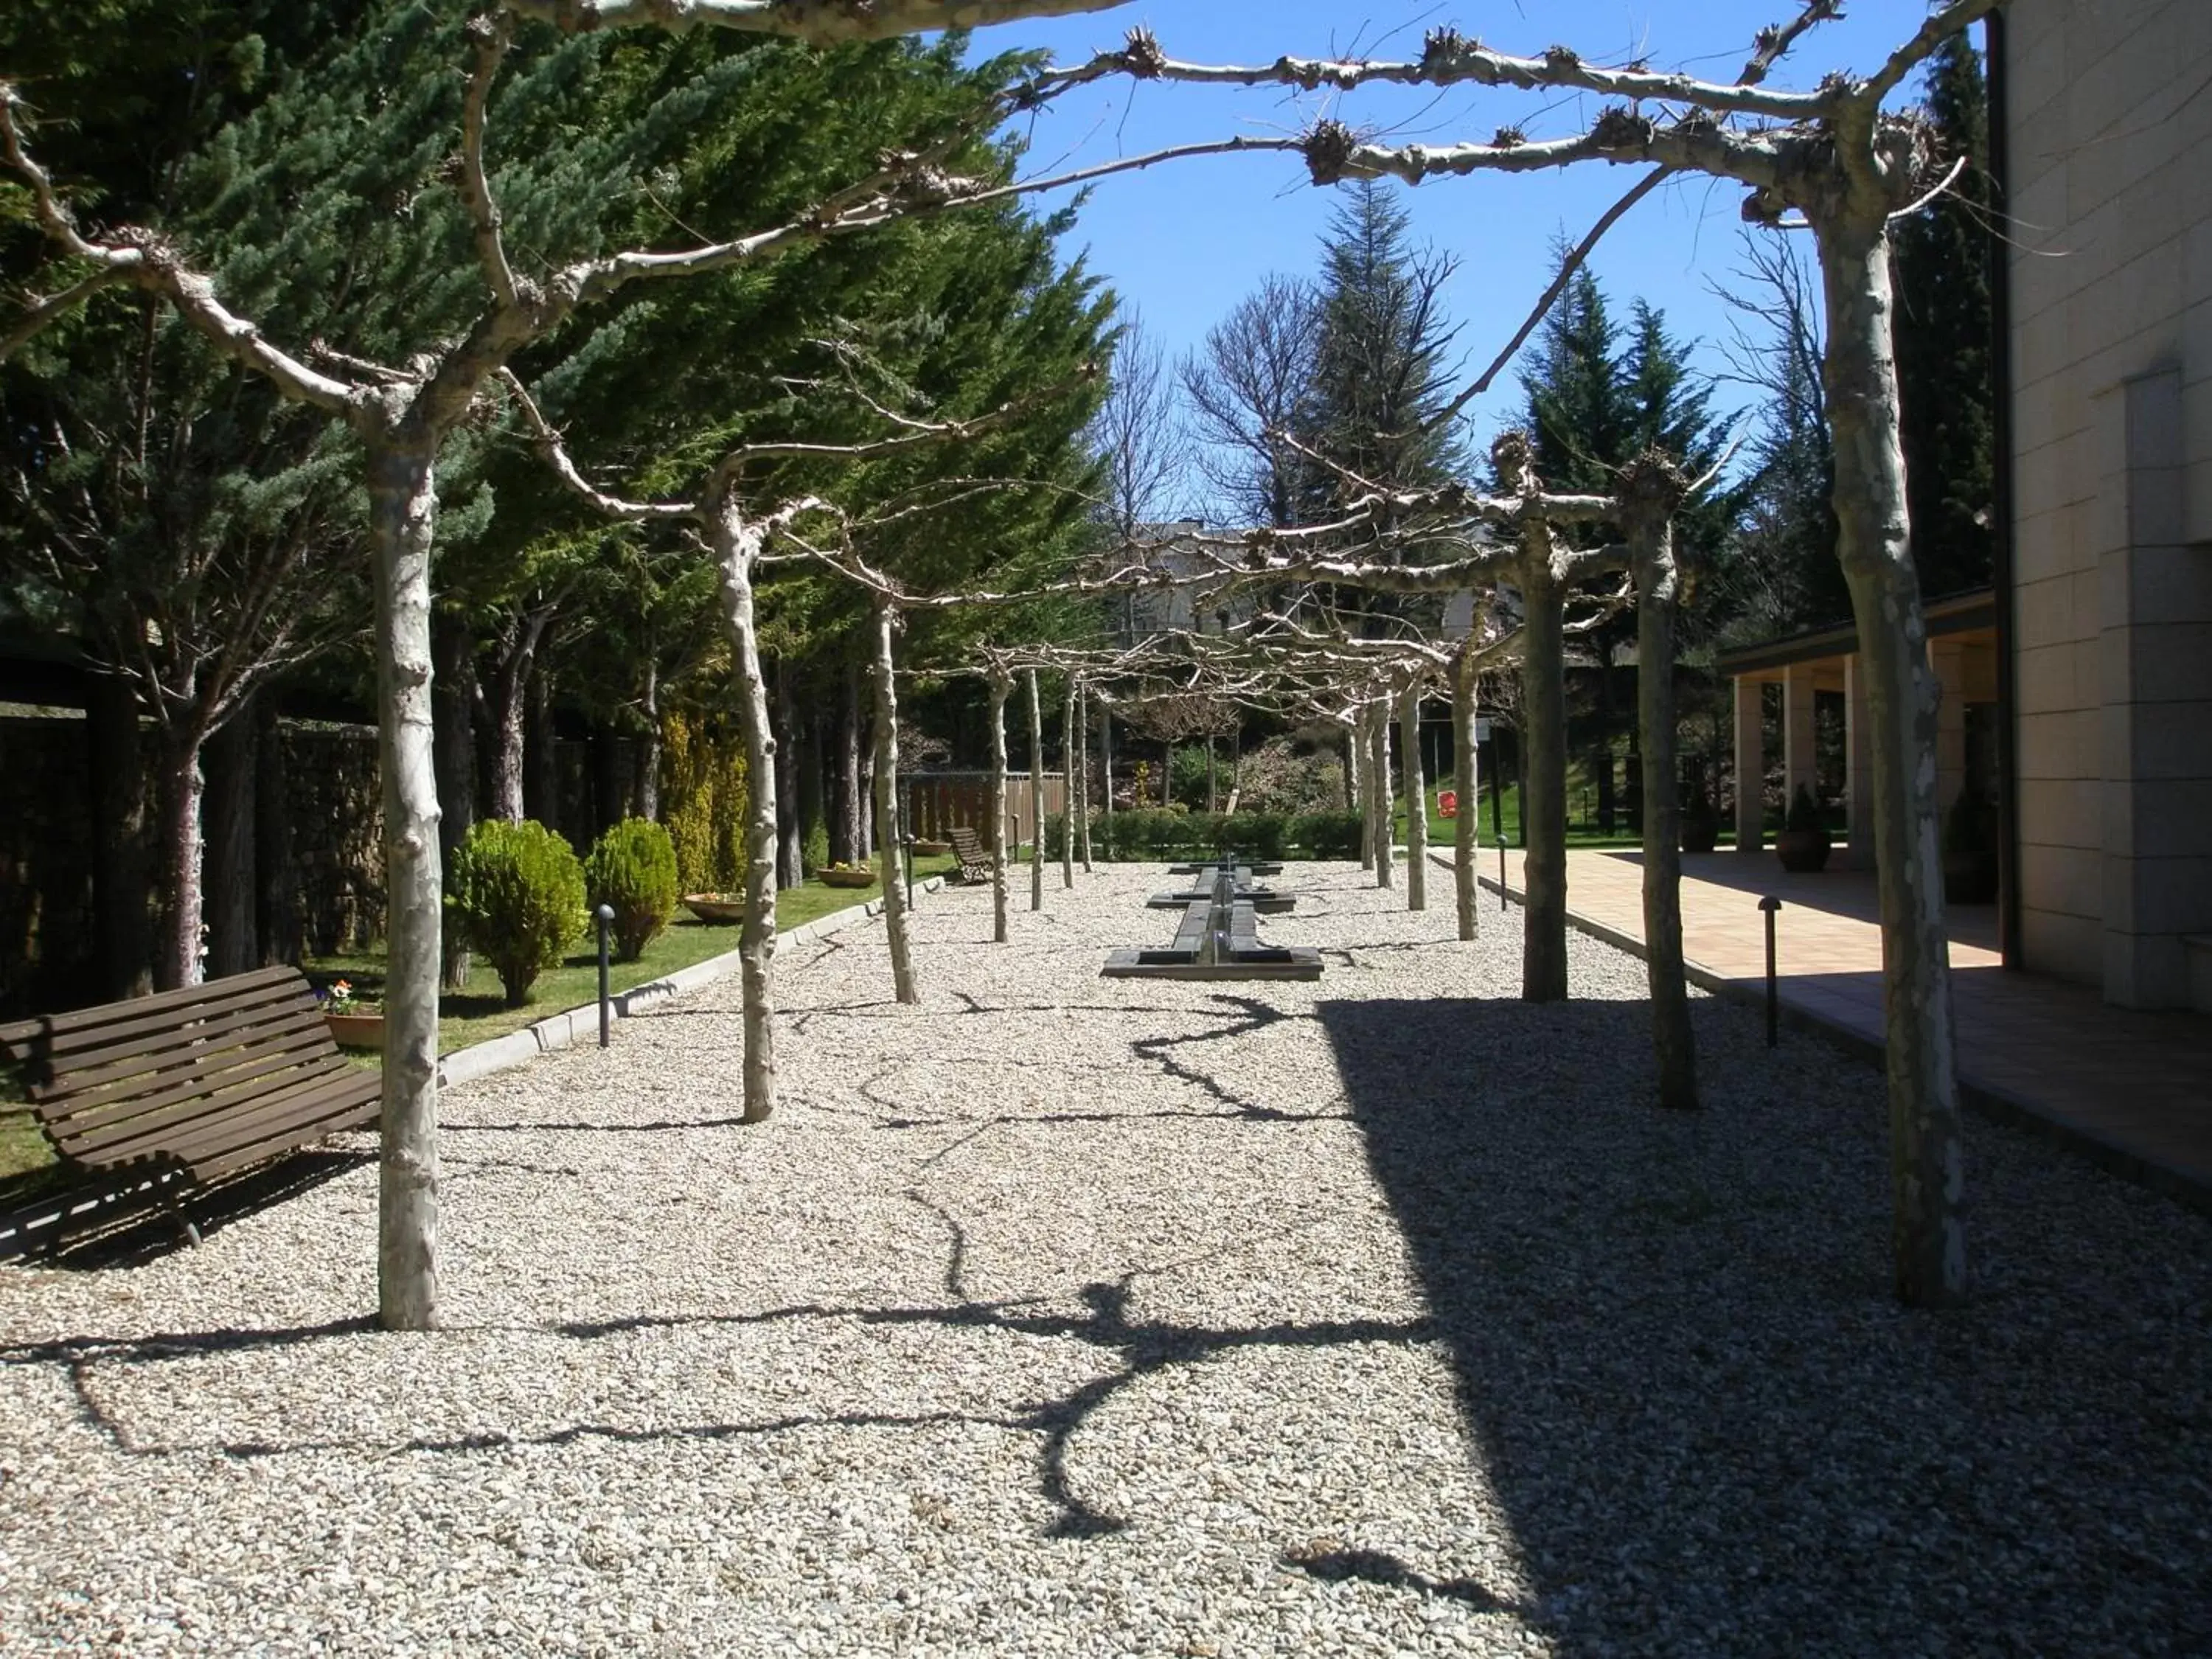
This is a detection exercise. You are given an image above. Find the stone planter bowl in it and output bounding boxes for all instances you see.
[681,894,747,925]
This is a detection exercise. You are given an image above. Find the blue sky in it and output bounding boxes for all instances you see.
[964,1,1950,479]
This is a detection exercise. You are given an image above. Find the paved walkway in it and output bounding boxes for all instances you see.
[1461,846,2212,1209]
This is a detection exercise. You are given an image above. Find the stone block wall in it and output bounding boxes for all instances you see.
[2006,0,2212,1004]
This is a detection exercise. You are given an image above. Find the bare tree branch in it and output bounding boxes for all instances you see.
[0,265,128,357]
[1857,0,2003,111]
[499,0,1133,41]
[459,13,521,311]
[1429,169,1671,431]
[0,88,365,412]
[1081,25,1833,121]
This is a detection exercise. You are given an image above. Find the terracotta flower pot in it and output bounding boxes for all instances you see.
[912,839,952,857]
[325,1011,385,1049]
[1774,827,1833,874]
[817,867,877,889]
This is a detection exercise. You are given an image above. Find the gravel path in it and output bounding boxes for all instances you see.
[1,863,2206,1656]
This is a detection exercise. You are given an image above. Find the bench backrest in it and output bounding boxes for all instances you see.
[947,826,984,854]
[0,967,353,1172]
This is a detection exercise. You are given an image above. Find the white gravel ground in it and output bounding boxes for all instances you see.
[0,863,2206,1657]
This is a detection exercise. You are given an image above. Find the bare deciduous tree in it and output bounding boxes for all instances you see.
[1180,275,1318,530]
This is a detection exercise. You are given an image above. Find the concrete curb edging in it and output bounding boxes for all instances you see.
[1436,848,2212,1217]
[435,875,947,1089]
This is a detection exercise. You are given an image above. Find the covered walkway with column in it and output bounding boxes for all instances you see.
[1716,589,2001,876]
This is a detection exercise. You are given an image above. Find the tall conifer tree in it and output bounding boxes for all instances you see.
[1891,29,1995,600]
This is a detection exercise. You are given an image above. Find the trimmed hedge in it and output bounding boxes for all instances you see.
[585,818,680,962]
[448,819,587,1007]
[1046,810,1362,862]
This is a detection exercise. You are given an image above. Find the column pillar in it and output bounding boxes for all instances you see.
[1731,672,1764,852]
[1781,661,1819,813]
[1845,651,1876,872]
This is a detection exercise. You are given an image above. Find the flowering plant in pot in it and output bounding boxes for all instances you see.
[321,979,384,1048]
[817,861,877,889]
[1774,783,1833,874]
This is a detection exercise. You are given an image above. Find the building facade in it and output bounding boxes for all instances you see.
[2004,0,2212,1008]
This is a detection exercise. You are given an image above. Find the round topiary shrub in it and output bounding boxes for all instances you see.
[448,819,586,1006]
[585,818,679,962]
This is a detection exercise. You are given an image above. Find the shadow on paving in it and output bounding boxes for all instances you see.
[1318,995,2212,1656]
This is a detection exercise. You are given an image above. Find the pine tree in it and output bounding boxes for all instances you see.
[1891,29,1995,600]
[0,0,368,991]
[1520,268,1739,830]
[1307,181,1463,516]
[1522,266,1630,497]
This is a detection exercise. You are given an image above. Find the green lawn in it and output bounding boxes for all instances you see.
[0,852,960,1197]
[311,848,959,1059]
[1393,784,1745,855]
[0,1106,55,1192]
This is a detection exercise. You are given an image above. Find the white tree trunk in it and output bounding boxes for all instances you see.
[1631,490,1697,1110]
[869,602,918,1004]
[1099,703,1113,827]
[712,498,779,1127]
[1075,681,1093,872]
[1368,703,1394,890]
[634,658,661,821]
[1349,720,1370,868]
[367,431,443,1332]
[1519,554,1570,1003]
[1400,681,1427,912]
[1026,669,1045,911]
[1061,678,1077,889]
[1820,218,1966,1305]
[156,726,209,991]
[989,672,1011,942]
[1453,642,1480,942]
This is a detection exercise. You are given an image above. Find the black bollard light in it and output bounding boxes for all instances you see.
[595,902,615,1048]
[1759,894,1781,1048]
[1498,837,1509,912]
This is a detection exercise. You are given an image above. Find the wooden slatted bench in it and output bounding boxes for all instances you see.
[945,826,996,885]
[0,966,380,1248]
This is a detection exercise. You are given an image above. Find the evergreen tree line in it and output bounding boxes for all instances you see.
[1,0,1116,1001]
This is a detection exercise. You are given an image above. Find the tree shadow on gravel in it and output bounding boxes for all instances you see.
[1319,995,2212,1656]
[18,1277,1433,1546]
[1281,1541,1518,1613]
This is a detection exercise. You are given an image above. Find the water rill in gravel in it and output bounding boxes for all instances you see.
[1104,861,1321,981]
